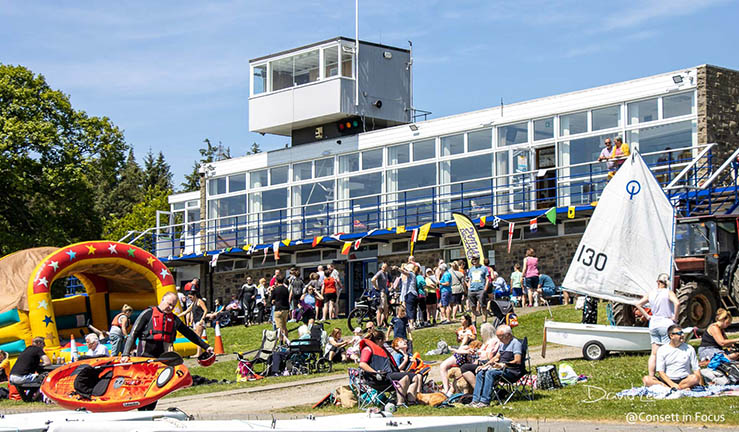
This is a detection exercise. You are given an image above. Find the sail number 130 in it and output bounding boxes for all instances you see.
[576,244,608,271]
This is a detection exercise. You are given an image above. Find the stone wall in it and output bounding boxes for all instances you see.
[697,65,739,164]
[490,235,581,284]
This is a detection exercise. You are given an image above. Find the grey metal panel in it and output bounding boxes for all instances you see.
[357,42,411,124]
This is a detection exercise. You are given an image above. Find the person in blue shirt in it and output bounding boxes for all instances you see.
[438,264,452,324]
[467,255,490,325]
[535,274,560,305]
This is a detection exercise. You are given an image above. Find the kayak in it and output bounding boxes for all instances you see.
[0,410,190,432]
[41,355,192,412]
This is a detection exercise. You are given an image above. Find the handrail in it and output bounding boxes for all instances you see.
[664,143,716,190]
[700,146,739,189]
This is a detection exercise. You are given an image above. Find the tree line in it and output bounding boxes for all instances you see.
[0,64,257,256]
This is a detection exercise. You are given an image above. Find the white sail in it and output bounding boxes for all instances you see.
[562,152,674,304]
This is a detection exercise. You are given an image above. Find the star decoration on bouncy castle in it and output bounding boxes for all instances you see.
[49,261,59,272]
[37,277,48,287]
[66,249,77,261]
[146,257,155,267]
[108,244,118,254]
[45,332,56,343]
[43,315,53,327]
[86,244,96,255]
[159,268,170,280]
[37,299,49,310]
[128,248,136,257]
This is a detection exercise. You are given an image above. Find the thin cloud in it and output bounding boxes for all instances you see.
[601,0,729,31]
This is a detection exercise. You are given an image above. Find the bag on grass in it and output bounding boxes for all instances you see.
[575,296,586,310]
[558,363,578,386]
[716,362,739,384]
[536,364,561,390]
[336,385,357,408]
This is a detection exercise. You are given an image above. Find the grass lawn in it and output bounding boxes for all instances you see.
[297,353,739,426]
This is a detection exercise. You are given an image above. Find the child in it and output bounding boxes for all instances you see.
[510,264,523,307]
[389,306,413,353]
[345,327,363,362]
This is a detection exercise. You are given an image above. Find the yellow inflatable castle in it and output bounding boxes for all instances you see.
[0,241,197,361]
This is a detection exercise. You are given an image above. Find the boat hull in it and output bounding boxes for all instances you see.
[543,320,651,357]
[41,357,192,412]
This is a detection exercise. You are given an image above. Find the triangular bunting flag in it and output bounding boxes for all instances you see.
[410,228,419,244]
[282,239,291,247]
[262,247,269,264]
[341,241,352,255]
[353,238,362,250]
[507,222,515,254]
[568,206,576,219]
[479,216,486,228]
[396,226,406,234]
[418,222,432,241]
[529,218,538,232]
[210,253,220,268]
[492,216,501,229]
[312,236,324,247]
[544,207,557,225]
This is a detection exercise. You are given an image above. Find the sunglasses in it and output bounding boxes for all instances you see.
[671,331,684,336]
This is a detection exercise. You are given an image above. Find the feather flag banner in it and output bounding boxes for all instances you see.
[262,247,269,264]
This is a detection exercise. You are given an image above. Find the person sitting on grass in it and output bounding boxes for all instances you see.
[359,329,422,406]
[439,339,483,396]
[456,314,477,346]
[698,308,739,362]
[345,327,363,362]
[470,324,523,407]
[325,328,350,362]
[390,337,412,371]
[643,324,703,391]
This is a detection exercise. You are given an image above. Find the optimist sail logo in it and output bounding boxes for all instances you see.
[626,180,641,200]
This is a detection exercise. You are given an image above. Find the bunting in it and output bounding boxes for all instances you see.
[529,218,538,232]
[272,241,280,260]
[492,217,501,229]
[262,247,269,264]
[418,222,432,241]
[568,206,576,219]
[544,207,557,225]
[341,241,352,255]
[396,226,406,234]
[353,238,362,250]
[507,222,515,253]
[329,233,344,242]
[409,228,419,256]
[282,239,291,247]
[312,236,324,247]
[479,216,486,228]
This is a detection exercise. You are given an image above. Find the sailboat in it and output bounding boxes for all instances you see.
[543,151,674,360]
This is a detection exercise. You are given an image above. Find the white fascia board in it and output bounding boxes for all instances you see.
[168,191,200,204]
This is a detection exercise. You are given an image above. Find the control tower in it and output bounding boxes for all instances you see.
[249,37,411,145]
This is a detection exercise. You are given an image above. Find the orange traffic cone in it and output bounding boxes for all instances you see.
[214,322,225,355]
[70,334,78,362]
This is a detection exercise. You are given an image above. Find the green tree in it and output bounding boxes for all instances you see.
[180,138,231,192]
[249,142,261,154]
[108,148,144,218]
[143,149,173,191]
[102,187,170,244]
[0,64,128,255]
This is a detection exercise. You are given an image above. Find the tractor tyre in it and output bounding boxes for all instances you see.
[677,281,718,329]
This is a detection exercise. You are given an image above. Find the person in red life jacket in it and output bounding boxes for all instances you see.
[358,330,422,406]
[109,304,133,356]
[122,292,212,359]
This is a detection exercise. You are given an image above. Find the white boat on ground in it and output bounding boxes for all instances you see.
[543,320,651,361]
[0,410,189,432]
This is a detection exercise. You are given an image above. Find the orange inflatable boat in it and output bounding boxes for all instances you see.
[41,353,192,411]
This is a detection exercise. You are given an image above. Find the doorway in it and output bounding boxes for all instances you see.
[535,146,557,209]
[346,259,378,316]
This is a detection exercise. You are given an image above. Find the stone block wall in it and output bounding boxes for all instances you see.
[490,235,581,285]
[697,65,739,165]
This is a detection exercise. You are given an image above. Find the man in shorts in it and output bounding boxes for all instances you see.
[438,263,452,324]
[467,255,489,325]
[371,262,390,326]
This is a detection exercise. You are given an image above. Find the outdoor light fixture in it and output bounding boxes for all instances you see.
[409,124,419,131]
[672,75,684,84]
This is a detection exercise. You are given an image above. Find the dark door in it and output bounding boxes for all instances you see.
[347,259,378,314]
[535,146,557,209]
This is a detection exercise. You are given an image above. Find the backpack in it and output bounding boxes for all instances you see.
[505,312,519,328]
[716,362,739,384]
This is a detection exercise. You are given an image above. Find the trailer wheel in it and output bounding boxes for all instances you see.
[582,340,607,361]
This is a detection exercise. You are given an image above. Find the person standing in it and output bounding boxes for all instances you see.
[288,268,305,322]
[438,263,452,324]
[183,278,199,295]
[271,274,291,344]
[372,263,390,326]
[597,137,615,173]
[322,268,339,321]
[510,264,523,307]
[399,263,418,329]
[467,255,490,325]
[239,276,257,326]
[255,278,267,324]
[522,248,539,307]
[269,269,281,287]
[109,304,133,355]
[449,262,466,321]
[635,273,680,380]
[424,268,439,326]
[608,137,630,179]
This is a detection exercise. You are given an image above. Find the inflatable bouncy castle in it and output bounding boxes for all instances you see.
[0,241,197,361]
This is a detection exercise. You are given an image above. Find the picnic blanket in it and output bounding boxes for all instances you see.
[617,384,739,399]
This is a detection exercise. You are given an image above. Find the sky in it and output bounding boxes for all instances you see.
[2,0,738,188]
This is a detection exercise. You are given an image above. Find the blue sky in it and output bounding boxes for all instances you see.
[2,0,737,189]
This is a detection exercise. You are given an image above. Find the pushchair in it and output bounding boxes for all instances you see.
[285,322,332,375]
[235,328,280,377]
[488,299,516,328]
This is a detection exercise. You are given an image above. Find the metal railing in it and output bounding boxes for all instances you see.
[132,145,732,258]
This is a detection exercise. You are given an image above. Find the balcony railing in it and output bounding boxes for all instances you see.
[134,145,729,259]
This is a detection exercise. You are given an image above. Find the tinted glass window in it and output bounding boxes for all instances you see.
[560,112,587,136]
[468,129,492,152]
[441,134,464,155]
[533,118,553,140]
[592,106,620,131]
[498,122,528,146]
[362,149,382,170]
[270,166,288,185]
[413,139,435,161]
[389,144,410,164]
[628,98,658,124]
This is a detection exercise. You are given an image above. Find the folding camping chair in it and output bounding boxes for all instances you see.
[493,336,534,405]
[235,328,280,376]
[347,368,396,410]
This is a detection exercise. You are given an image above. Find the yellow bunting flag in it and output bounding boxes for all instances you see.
[396,226,406,234]
[341,241,352,255]
[282,239,291,247]
[312,236,323,247]
[418,222,432,241]
[568,206,575,219]
[479,216,486,228]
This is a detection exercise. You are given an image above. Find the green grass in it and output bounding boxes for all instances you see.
[293,353,739,425]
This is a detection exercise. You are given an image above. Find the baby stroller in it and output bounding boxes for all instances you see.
[285,323,332,375]
[235,328,280,377]
[489,299,517,328]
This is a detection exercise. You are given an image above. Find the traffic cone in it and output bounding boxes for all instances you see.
[214,322,225,355]
[70,334,78,362]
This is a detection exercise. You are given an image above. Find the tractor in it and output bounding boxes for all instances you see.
[613,214,739,329]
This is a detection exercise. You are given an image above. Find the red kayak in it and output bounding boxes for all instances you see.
[42,353,191,412]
